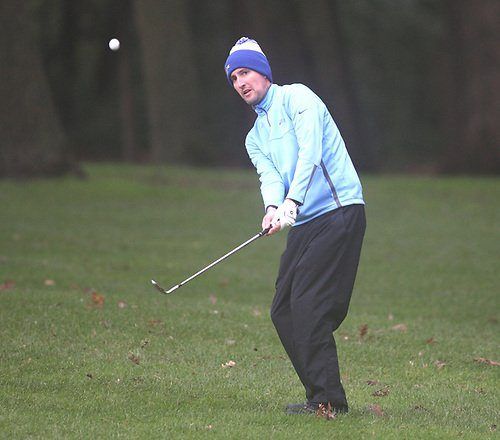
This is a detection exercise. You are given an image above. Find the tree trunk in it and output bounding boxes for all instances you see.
[441,0,500,173]
[293,0,374,170]
[134,0,201,162]
[0,1,74,178]
[118,50,137,161]
[111,0,138,162]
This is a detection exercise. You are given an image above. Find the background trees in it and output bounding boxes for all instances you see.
[1,0,498,177]
[0,1,73,177]
[441,0,499,173]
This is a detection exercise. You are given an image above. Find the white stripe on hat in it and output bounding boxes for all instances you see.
[229,37,265,55]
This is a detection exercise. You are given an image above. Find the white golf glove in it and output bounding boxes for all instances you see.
[272,199,298,231]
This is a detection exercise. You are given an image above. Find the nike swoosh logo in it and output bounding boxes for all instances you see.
[298,109,307,114]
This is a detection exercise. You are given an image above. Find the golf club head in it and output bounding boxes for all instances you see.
[151,279,168,294]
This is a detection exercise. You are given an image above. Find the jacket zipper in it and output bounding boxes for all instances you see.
[262,109,271,126]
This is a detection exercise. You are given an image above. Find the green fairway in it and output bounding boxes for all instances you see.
[0,164,498,439]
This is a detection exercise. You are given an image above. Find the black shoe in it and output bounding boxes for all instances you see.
[285,402,318,415]
[285,402,349,416]
[334,405,348,414]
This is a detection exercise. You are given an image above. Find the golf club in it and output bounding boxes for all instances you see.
[151,226,271,295]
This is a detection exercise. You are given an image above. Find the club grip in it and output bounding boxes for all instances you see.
[260,226,272,236]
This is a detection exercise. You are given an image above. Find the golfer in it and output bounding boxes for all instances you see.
[224,37,366,415]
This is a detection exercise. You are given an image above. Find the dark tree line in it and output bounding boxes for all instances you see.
[0,1,72,177]
[442,0,499,173]
[1,0,498,177]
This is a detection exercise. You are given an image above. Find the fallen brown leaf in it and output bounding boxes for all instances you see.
[148,319,162,326]
[366,380,380,386]
[372,386,390,397]
[91,291,105,308]
[316,403,336,420]
[434,360,446,369]
[391,323,407,332]
[44,279,55,286]
[359,324,368,338]
[221,360,236,368]
[209,294,217,305]
[0,280,15,291]
[368,404,385,417]
[128,352,140,365]
[425,337,436,344]
[474,357,500,367]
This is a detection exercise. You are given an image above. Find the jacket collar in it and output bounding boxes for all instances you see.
[253,84,277,115]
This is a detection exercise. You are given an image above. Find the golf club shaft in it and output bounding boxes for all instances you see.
[162,227,270,294]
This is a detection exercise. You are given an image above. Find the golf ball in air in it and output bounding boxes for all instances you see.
[108,38,120,51]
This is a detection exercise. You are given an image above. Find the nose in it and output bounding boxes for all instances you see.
[235,75,246,90]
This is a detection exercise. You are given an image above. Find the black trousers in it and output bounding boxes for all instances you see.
[270,204,366,410]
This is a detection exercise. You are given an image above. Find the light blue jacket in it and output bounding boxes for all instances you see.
[246,83,364,226]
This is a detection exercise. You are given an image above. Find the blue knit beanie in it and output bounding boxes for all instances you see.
[224,37,273,85]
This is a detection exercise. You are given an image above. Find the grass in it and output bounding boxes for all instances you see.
[0,164,498,439]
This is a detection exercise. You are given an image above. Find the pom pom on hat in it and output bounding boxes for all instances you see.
[224,37,273,84]
[228,37,265,56]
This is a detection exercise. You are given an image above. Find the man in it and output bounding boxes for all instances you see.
[224,37,366,416]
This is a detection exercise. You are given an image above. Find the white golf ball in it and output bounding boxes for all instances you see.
[108,38,120,51]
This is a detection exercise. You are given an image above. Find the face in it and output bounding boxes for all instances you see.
[230,68,271,106]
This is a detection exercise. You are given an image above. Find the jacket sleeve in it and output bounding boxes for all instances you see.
[246,132,285,210]
[283,85,325,204]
